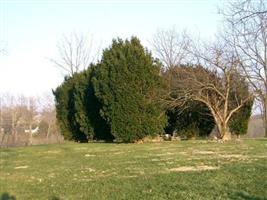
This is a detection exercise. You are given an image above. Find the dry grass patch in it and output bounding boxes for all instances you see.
[219,154,248,159]
[113,151,124,155]
[193,150,215,155]
[169,165,219,172]
[84,154,96,157]
[155,152,175,156]
[74,147,88,150]
[14,165,29,169]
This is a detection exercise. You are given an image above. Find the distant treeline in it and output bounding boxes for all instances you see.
[0,94,62,147]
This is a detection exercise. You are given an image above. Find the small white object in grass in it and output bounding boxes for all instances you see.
[87,168,95,172]
[14,165,28,169]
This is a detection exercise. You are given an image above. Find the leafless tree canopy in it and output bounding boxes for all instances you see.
[224,0,267,22]
[155,28,253,140]
[223,0,267,137]
[178,45,250,139]
[151,28,191,69]
[51,33,97,76]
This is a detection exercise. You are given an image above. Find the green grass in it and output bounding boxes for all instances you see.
[0,139,267,200]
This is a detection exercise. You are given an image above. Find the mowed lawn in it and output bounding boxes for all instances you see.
[0,139,267,200]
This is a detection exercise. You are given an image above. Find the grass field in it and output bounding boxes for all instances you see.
[0,139,267,200]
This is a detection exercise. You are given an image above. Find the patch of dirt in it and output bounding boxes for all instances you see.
[169,165,219,172]
[14,165,28,169]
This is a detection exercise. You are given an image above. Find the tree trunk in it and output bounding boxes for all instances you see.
[222,130,231,141]
[220,123,232,141]
[213,116,231,140]
[46,122,51,139]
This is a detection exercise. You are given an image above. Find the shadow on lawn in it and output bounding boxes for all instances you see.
[229,191,267,200]
[0,193,16,200]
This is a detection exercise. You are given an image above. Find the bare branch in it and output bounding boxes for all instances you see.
[51,32,98,76]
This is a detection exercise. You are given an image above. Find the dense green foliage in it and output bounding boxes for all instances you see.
[53,68,112,142]
[163,65,216,138]
[54,37,167,142]
[230,101,253,136]
[228,73,253,136]
[165,101,215,138]
[93,37,167,142]
[53,75,80,141]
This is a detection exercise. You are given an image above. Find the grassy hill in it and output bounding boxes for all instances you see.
[0,140,267,200]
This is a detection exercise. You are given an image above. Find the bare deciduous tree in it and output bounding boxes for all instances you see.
[224,0,267,137]
[163,41,252,140]
[25,97,39,145]
[151,28,191,69]
[40,94,57,139]
[51,33,97,76]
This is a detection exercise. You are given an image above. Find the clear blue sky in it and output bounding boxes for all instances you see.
[0,0,222,96]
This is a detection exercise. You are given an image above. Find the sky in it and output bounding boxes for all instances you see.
[0,0,222,96]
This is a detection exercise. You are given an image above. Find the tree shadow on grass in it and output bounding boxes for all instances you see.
[0,193,16,200]
[228,191,267,200]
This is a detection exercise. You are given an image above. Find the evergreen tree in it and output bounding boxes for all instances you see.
[53,67,112,142]
[53,74,87,142]
[93,37,167,142]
